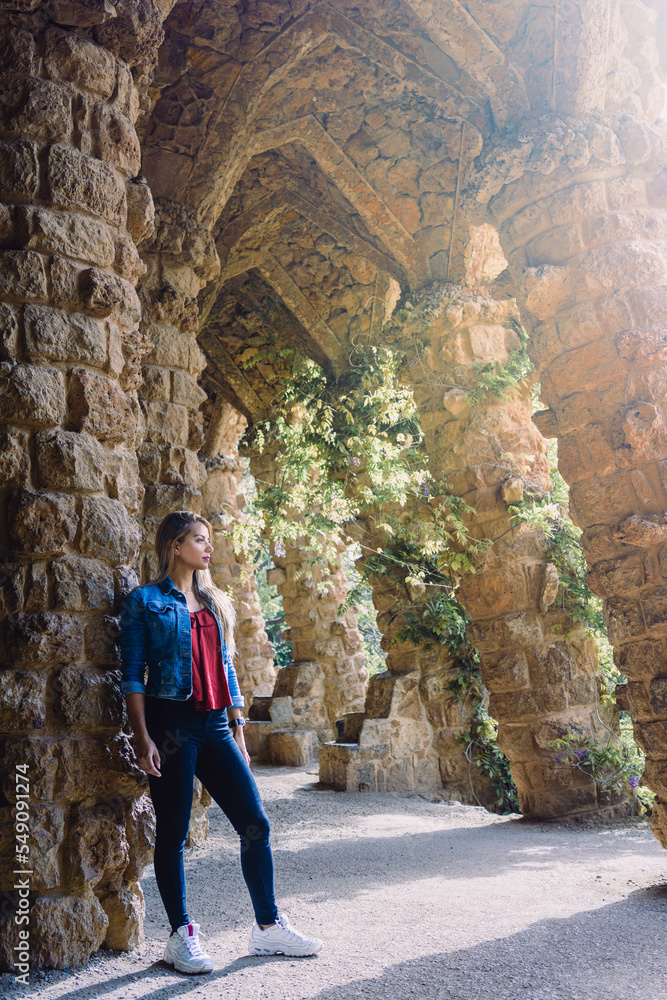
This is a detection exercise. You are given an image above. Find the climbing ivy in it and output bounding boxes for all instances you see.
[395,593,520,813]
[235,345,483,589]
[507,443,649,807]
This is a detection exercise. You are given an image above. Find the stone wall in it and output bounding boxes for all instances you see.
[200,398,277,706]
[405,284,628,819]
[0,3,167,969]
[322,281,632,821]
[246,445,368,764]
[466,111,667,840]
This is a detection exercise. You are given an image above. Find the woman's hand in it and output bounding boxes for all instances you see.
[133,734,162,776]
[233,726,251,765]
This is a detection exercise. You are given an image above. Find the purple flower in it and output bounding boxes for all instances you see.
[629,774,640,789]
[574,749,589,759]
[422,483,430,496]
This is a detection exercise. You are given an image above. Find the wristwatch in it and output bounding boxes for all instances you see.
[229,717,246,728]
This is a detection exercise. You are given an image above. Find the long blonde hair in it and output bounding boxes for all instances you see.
[152,511,236,659]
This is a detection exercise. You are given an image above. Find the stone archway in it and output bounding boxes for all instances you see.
[0,0,665,972]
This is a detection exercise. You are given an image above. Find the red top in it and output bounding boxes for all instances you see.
[189,607,232,712]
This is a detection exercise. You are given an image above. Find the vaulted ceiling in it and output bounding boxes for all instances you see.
[140,0,665,425]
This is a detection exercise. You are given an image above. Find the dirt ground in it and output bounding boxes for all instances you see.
[4,765,667,1000]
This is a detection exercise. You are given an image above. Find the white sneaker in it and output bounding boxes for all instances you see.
[249,913,323,957]
[163,922,214,973]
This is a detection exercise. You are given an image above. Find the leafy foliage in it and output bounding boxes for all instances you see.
[396,593,520,814]
[236,346,484,593]
[508,442,649,806]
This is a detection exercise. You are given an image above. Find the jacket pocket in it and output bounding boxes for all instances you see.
[146,601,175,638]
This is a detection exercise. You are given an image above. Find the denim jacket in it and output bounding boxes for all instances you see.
[119,577,244,707]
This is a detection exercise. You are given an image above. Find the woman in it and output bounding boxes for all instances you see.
[120,510,323,974]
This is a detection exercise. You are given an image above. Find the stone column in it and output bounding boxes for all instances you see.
[245,446,368,764]
[466,114,667,832]
[200,401,276,707]
[320,509,468,798]
[135,199,220,574]
[399,284,627,819]
[0,5,165,969]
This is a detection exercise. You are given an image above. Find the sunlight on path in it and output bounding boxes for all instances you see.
[7,767,667,1000]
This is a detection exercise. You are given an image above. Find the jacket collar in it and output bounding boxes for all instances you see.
[157,577,215,616]
[158,576,183,597]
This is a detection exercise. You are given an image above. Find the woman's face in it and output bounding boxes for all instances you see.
[174,522,213,571]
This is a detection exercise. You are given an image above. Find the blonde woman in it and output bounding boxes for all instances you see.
[120,511,322,974]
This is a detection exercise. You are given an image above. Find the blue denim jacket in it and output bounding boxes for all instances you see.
[119,577,244,707]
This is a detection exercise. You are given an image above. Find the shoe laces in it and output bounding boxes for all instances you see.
[183,927,207,958]
[274,915,305,943]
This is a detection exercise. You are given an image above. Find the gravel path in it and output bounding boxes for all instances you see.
[5,765,667,1000]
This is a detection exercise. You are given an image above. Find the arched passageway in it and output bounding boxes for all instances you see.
[0,0,665,969]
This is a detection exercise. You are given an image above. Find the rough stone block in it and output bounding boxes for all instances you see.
[55,665,123,727]
[20,206,115,270]
[80,496,141,564]
[0,426,30,486]
[124,793,155,881]
[100,882,145,951]
[615,638,666,681]
[0,139,38,198]
[80,268,127,318]
[50,254,83,309]
[113,565,140,609]
[0,562,24,615]
[27,803,65,891]
[641,588,667,636]
[0,362,66,427]
[114,233,146,283]
[0,249,47,302]
[84,614,121,663]
[30,893,109,969]
[68,796,130,890]
[0,668,46,731]
[0,737,59,803]
[484,650,531,692]
[92,103,141,176]
[25,305,107,368]
[126,181,154,243]
[67,369,136,442]
[490,685,568,721]
[142,483,201,516]
[142,322,190,368]
[0,78,72,142]
[9,489,78,555]
[0,302,18,360]
[633,719,667,759]
[106,448,144,513]
[143,400,190,446]
[604,597,647,645]
[53,555,115,611]
[0,25,39,75]
[47,144,126,227]
[273,661,323,699]
[4,611,84,667]
[245,721,273,762]
[268,729,318,766]
[45,26,117,99]
[140,364,171,401]
[36,429,106,491]
[172,368,207,408]
[114,62,139,121]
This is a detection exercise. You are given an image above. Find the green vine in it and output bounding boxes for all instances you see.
[507,445,649,807]
[395,594,520,814]
[233,340,521,814]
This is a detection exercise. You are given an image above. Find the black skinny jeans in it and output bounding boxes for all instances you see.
[145,697,279,931]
